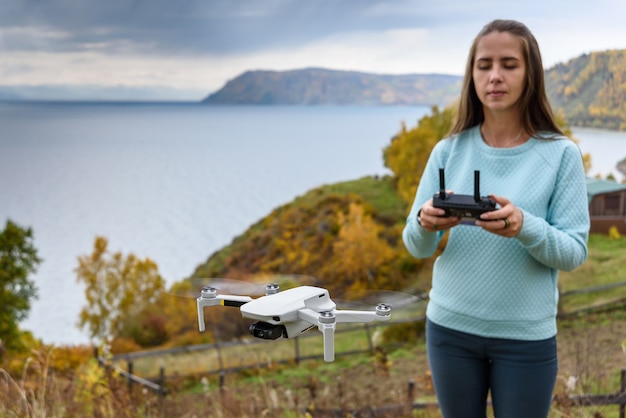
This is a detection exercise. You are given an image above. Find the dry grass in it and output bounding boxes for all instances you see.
[1,312,625,417]
[147,312,625,417]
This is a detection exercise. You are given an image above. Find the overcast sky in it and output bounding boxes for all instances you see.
[2,0,626,100]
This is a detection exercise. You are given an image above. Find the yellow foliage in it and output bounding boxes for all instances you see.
[109,338,142,355]
[553,111,592,174]
[332,202,395,288]
[383,106,454,204]
[75,236,166,345]
[162,281,200,338]
[47,345,93,374]
[74,358,114,417]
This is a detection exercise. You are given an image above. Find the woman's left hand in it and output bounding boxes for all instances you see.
[475,194,523,237]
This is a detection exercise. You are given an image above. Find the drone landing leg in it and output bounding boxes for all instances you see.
[298,308,337,362]
[321,322,335,362]
[197,294,253,332]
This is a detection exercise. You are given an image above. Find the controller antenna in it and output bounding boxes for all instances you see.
[473,170,481,202]
[438,168,446,200]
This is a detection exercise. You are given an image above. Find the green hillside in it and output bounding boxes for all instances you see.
[191,175,433,297]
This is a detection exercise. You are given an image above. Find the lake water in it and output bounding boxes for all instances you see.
[0,102,624,345]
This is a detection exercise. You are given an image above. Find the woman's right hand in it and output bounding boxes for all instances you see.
[418,196,462,232]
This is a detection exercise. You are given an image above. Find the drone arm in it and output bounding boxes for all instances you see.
[298,308,388,325]
[333,309,391,323]
[197,295,253,332]
[297,307,319,325]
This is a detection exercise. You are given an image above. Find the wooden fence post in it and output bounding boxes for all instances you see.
[364,324,373,354]
[406,379,415,416]
[619,369,626,418]
[219,371,225,391]
[294,338,300,365]
[159,366,166,413]
[127,361,134,396]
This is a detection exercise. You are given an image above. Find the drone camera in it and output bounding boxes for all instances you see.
[249,322,286,340]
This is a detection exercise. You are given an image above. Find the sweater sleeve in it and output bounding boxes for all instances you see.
[515,142,590,271]
[402,140,448,258]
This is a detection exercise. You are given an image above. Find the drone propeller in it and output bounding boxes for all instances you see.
[168,274,318,299]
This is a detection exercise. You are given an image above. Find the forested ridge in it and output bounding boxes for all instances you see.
[546,49,626,130]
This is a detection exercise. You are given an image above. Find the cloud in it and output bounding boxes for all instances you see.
[2,0,626,99]
[0,50,214,89]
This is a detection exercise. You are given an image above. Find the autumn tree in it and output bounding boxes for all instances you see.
[75,236,165,345]
[332,202,395,291]
[0,220,41,349]
[554,110,592,174]
[384,106,589,204]
[161,280,206,342]
[383,106,454,204]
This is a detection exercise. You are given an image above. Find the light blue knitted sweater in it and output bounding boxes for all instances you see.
[403,125,590,340]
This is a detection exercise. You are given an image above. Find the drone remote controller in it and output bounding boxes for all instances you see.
[432,168,496,219]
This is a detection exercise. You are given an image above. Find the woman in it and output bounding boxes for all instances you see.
[402,20,589,417]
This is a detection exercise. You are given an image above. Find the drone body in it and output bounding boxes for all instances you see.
[196,284,392,362]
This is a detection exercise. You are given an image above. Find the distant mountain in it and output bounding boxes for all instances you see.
[202,68,462,107]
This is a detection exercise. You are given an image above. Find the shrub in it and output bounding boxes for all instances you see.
[608,225,621,240]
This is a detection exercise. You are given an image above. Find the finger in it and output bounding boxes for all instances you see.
[480,194,512,221]
[475,218,505,232]
[422,206,446,218]
[489,194,509,206]
[433,217,462,231]
[476,217,514,237]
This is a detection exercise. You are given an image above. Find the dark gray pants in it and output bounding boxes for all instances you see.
[426,319,558,418]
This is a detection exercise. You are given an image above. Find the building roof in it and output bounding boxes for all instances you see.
[586,177,626,203]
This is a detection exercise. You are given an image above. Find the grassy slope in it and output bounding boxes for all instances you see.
[190,175,430,293]
[559,233,626,312]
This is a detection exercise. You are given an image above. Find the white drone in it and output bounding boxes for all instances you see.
[196,283,394,362]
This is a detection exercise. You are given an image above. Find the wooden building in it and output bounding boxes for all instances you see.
[586,178,626,234]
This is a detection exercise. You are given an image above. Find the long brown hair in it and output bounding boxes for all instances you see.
[449,19,563,138]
